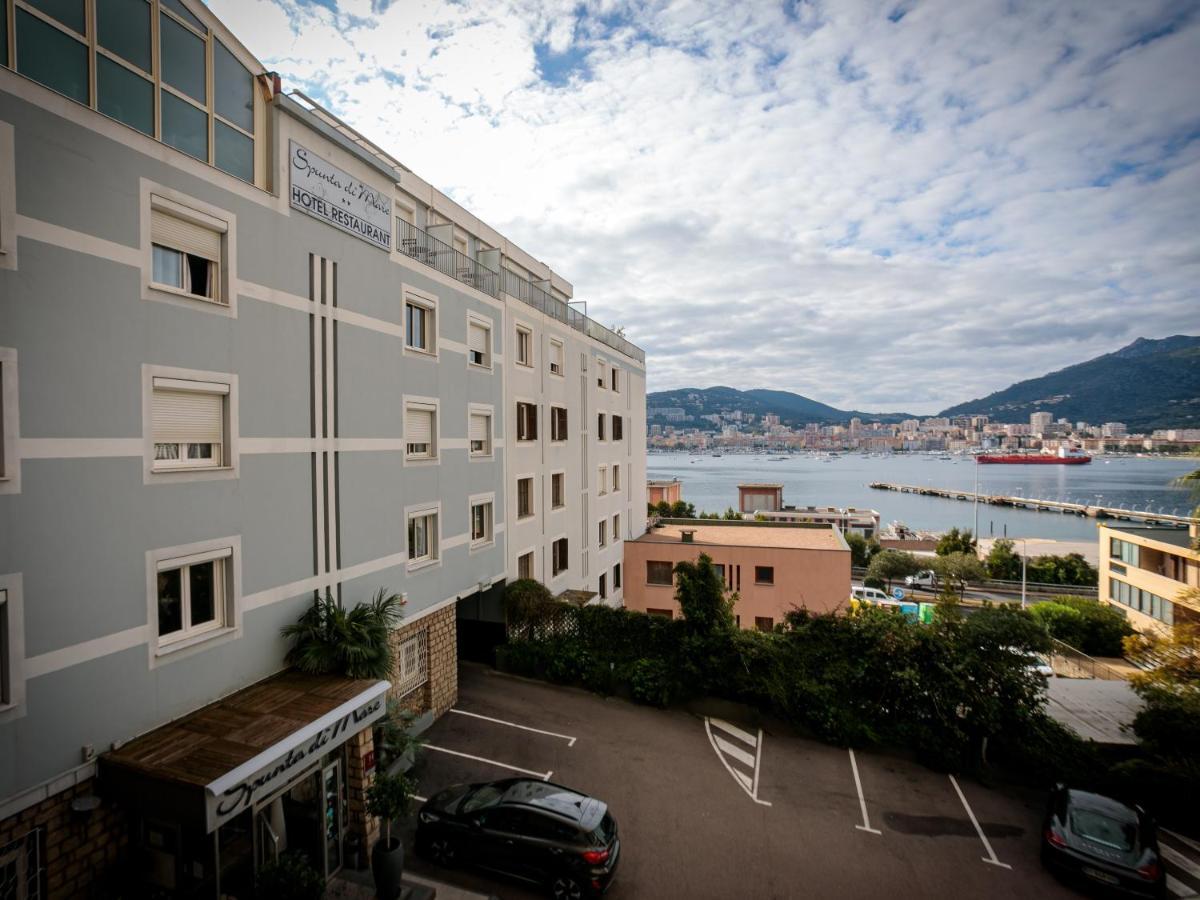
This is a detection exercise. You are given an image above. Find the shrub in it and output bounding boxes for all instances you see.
[1029,602,1087,649]
[1045,595,1134,657]
[629,658,676,707]
[256,851,326,900]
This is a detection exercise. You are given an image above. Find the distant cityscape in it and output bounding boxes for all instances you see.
[647,407,1200,454]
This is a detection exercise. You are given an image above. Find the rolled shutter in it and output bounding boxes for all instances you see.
[469,321,488,354]
[151,203,223,261]
[469,413,488,443]
[154,389,223,443]
[407,407,434,445]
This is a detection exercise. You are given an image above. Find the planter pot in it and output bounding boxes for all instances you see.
[371,836,405,900]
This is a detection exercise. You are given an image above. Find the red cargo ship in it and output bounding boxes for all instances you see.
[976,447,1091,465]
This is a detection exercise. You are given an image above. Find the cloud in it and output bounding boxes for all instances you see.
[210,0,1200,414]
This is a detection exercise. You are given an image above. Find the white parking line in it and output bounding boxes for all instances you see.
[710,717,758,747]
[423,743,553,781]
[949,775,1011,869]
[1162,845,1200,881]
[848,750,881,835]
[1167,874,1197,899]
[703,717,771,807]
[450,708,578,747]
[714,735,756,768]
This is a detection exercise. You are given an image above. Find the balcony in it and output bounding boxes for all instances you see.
[396,220,644,364]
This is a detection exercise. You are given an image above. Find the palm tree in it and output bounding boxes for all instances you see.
[282,588,405,679]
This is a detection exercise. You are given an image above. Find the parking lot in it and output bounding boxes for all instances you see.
[401,664,1200,899]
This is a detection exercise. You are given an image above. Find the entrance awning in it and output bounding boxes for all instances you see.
[102,671,389,832]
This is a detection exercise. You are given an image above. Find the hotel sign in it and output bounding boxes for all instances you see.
[289,141,392,251]
[204,680,389,830]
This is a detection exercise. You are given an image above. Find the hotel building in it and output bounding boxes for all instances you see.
[0,0,646,895]
[1098,523,1199,633]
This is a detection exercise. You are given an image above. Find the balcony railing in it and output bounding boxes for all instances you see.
[397,220,644,364]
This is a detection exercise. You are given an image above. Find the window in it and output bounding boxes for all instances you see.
[518,551,534,581]
[405,401,437,460]
[599,572,608,600]
[552,538,569,576]
[471,499,493,546]
[516,326,533,366]
[151,199,225,303]
[612,513,621,541]
[596,361,607,389]
[468,317,491,368]
[755,616,775,632]
[550,340,564,376]
[0,348,17,492]
[613,563,622,590]
[612,415,623,441]
[598,466,607,496]
[407,509,439,566]
[612,464,621,493]
[551,473,565,509]
[611,368,620,392]
[647,608,673,619]
[156,548,231,646]
[755,566,775,585]
[0,587,11,708]
[152,377,227,470]
[550,406,568,442]
[647,561,674,585]
[1110,538,1140,567]
[517,477,534,519]
[597,413,606,441]
[598,520,607,548]
[469,411,492,457]
[394,630,428,697]
[517,402,538,441]
[406,294,436,353]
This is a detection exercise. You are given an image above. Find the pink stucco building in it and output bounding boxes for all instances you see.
[623,521,852,630]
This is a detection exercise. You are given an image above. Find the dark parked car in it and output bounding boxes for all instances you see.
[1042,785,1166,898]
[415,778,619,899]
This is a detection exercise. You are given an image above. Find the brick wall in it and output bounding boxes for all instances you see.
[344,725,379,862]
[0,778,127,899]
[388,603,458,719]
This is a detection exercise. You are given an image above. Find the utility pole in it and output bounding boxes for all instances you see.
[1021,538,1028,610]
[973,455,980,540]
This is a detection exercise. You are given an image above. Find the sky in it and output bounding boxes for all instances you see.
[209,0,1200,414]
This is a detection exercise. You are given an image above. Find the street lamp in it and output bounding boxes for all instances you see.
[1020,538,1027,610]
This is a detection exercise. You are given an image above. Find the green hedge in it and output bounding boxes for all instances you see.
[1029,596,1134,657]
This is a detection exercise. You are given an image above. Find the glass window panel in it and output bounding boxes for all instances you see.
[97,56,154,136]
[0,5,8,68]
[214,39,254,131]
[161,13,207,103]
[16,10,89,104]
[215,120,254,182]
[157,568,183,636]
[27,0,85,34]
[162,0,206,33]
[161,90,208,161]
[189,562,216,626]
[153,245,183,287]
[98,0,152,71]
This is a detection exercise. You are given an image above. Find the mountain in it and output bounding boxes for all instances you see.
[938,335,1200,430]
[646,386,915,427]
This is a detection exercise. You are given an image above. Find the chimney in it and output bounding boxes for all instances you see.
[681,530,695,543]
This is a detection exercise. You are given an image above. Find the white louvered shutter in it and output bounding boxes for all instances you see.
[469,321,488,356]
[407,406,434,446]
[151,204,222,261]
[153,389,223,444]
[469,413,488,444]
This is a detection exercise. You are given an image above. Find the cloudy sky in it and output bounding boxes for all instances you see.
[210,0,1199,414]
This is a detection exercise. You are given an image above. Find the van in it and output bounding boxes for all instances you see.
[851,585,892,603]
[905,570,938,589]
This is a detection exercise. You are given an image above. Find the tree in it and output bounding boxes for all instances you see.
[1170,458,1200,550]
[674,553,736,634]
[932,552,987,600]
[654,500,672,517]
[282,589,405,679]
[936,527,977,556]
[503,578,558,635]
[984,539,1022,581]
[1026,553,1097,587]
[366,770,414,852]
[721,506,742,520]
[844,532,881,568]
[1035,595,1133,656]
[865,549,923,590]
[670,500,697,518]
[1124,599,1200,693]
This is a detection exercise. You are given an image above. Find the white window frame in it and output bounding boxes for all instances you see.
[598,519,607,548]
[0,574,26,722]
[613,464,621,493]
[598,465,608,496]
[611,367,620,393]
[599,572,608,600]
[469,492,496,550]
[467,313,493,369]
[515,324,534,368]
[517,549,536,581]
[142,364,239,484]
[613,513,621,541]
[596,412,606,442]
[403,396,440,464]
[0,122,16,272]
[468,403,494,459]
[612,414,623,442]
[596,359,607,390]
[394,629,428,698]
[550,405,568,443]
[140,181,236,317]
[405,502,442,572]
[551,535,569,578]
[403,285,439,357]
[150,377,229,471]
[549,338,565,377]
[516,474,535,520]
[146,537,242,666]
[516,399,538,443]
[550,470,566,510]
[0,348,20,495]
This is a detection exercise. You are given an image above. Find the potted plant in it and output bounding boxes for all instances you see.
[281,588,404,679]
[366,770,413,900]
[255,851,325,900]
[374,700,423,774]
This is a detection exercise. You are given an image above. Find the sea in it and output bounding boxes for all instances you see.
[646,452,1198,541]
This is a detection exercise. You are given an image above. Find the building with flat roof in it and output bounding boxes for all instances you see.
[623,520,851,631]
[755,506,881,539]
[647,478,683,507]
[1098,523,1199,633]
[738,483,784,513]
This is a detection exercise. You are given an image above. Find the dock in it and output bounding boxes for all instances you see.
[868,482,1197,527]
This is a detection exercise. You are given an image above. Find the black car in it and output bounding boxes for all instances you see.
[1041,784,1166,898]
[415,778,620,899]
